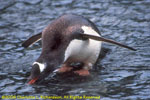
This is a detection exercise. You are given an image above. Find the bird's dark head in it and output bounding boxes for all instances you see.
[28,61,55,85]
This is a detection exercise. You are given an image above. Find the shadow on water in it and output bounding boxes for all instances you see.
[0,0,150,100]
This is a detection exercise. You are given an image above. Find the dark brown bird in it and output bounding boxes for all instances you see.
[22,14,136,84]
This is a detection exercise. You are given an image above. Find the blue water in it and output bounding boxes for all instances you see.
[0,0,150,100]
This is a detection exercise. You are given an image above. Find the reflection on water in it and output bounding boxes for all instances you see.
[0,0,150,100]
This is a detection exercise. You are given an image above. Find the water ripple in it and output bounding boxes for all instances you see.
[0,0,150,100]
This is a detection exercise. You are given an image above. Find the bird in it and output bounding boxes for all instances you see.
[22,14,136,84]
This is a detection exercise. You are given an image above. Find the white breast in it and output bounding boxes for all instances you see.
[64,26,102,65]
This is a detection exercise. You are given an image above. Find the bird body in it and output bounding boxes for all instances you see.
[22,14,136,84]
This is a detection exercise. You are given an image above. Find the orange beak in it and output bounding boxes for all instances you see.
[28,77,38,85]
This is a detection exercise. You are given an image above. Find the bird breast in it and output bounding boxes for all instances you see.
[64,26,102,64]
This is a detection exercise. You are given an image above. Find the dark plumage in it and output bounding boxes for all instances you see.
[22,14,136,84]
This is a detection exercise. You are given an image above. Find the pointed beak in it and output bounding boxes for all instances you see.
[28,77,38,85]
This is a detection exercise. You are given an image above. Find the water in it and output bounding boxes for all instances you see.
[0,0,150,100]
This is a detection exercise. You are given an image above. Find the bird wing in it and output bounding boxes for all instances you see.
[22,32,42,48]
[79,33,136,51]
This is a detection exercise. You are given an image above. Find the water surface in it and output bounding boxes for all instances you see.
[0,0,150,100]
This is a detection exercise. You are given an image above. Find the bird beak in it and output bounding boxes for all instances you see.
[28,77,38,85]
